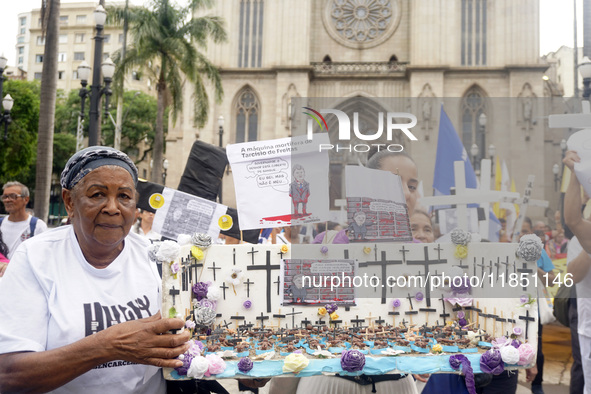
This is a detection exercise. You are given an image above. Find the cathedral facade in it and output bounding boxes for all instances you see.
[166,0,566,220]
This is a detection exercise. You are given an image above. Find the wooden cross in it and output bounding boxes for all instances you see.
[230,313,245,327]
[243,278,255,298]
[219,282,229,300]
[256,312,269,328]
[388,311,399,327]
[358,250,403,304]
[519,310,536,340]
[169,286,180,306]
[406,246,447,306]
[274,275,281,296]
[247,251,280,312]
[285,307,302,329]
[273,309,286,328]
[496,311,507,337]
[329,319,342,328]
[208,261,221,281]
[247,247,259,265]
[365,312,376,329]
[420,308,437,326]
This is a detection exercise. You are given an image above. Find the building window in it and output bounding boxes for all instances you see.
[17,36,25,44]
[58,71,64,80]
[60,15,68,25]
[20,17,26,26]
[20,27,26,35]
[75,33,85,43]
[234,87,260,143]
[36,36,45,45]
[34,72,42,80]
[74,52,85,61]
[18,56,23,65]
[461,0,487,66]
[73,70,79,79]
[238,0,264,68]
[35,54,43,63]
[59,34,68,44]
[461,86,487,167]
[18,47,24,55]
[58,53,67,62]
[104,34,111,43]
[76,15,87,24]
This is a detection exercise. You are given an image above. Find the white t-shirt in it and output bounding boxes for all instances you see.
[566,236,591,338]
[0,226,165,394]
[0,214,48,259]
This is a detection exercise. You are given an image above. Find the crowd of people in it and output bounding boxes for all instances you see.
[0,145,588,394]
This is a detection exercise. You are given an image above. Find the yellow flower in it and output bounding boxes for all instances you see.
[282,353,309,373]
[191,246,205,260]
[363,246,372,255]
[330,312,339,320]
[281,244,289,254]
[446,321,454,327]
[431,344,443,354]
[454,245,468,259]
[318,307,327,316]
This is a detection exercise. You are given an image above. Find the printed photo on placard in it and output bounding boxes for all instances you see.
[226,134,331,230]
[280,259,356,306]
[345,165,412,242]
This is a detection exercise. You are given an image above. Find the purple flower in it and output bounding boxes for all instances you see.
[457,311,465,319]
[340,349,366,372]
[480,349,505,375]
[320,246,329,254]
[175,353,194,376]
[449,355,476,394]
[185,320,196,330]
[511,339,521,349]
[325,303,338,314]
[171,261,181,275]
[513,327,523,337]
[243,300,252,309]
[237,357,253,373]
[458,318,468,327]
[199,299,217,310]
[491,336,509,349]
[392,299,401,308]
[520,295,529,304]
[451,276,471,294]
[415,292,424,302]
[192,282,209,300]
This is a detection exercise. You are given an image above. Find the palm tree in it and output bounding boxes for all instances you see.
[34,0,60,223]
[110,0,226,183]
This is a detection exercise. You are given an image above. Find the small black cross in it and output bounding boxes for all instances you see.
[406,246,447,307]
[220,320,232,329]
[399,245,410,263]
[274,275,281,296]
[519,310,536,340]
[315,320,326,325]
[169,286,180,306]
[256,312,269,328]
[517,262,534,291]
[230,314,245,327]
[351,315,365,328]
[501,257,511,278]
[233,248,236,265]
[189,258,203,283]
[359,250,403,304]
[400,318,408,327]
[247,247,259,265]
[243,278,255,298]
[219,282,229,300]
[208,261,221,281]
[247,251,280,312]
[329,319,342,327]
[475,258,487,277]
[285,307,302,329]
[374,244,379,261]
[375,316,386,325]
[494,257,502,279]
[277,248,286,259]
[301,318,312,327]
[407,292,414,310]
[488,259,494,276]
[433,244,444,261]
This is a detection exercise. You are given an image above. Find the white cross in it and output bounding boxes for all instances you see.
[548,101,591,129]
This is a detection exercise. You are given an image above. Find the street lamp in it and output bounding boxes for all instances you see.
[0,54,13,141]
[488,144,496,177]
[162,158,169,186]
[579,57,591,100]
[218,115,224,147]
[560,138,567,158]
[470,143,479,171]
[553,163,561,191]
[82,5,114,147]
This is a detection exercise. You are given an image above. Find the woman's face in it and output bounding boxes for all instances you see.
[378,155,419,215]
[410,212,434,243]
[140,210,155,226]
[64,166,137,251]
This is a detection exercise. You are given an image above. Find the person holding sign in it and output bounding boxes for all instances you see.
[0,147,190,393]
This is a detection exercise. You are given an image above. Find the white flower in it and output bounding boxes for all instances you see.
[312,348,335,358]
[380,348,406,356]
[216,350,237,359]
[207,285,221,301]
[226,268,244,286]
[187,356,209,379]
[156,240,181,262]
[252,351,275,360]
[177,234,192,246]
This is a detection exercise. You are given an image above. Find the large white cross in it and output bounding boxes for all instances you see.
[548,101,591,128]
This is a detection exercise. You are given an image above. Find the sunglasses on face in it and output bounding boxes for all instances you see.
[1,194,24,201]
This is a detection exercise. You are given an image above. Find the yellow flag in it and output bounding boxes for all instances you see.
[493,157,503,217]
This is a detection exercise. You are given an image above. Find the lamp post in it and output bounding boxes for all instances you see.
[580,57,591,100]
[488,144,496,176]
[218,115,224,204]
[84,5,115,147]
[560,138,567,158]
[470,143,479,172]
[0,54,13,141]
[162,158,169,186]
[553,163,561,191]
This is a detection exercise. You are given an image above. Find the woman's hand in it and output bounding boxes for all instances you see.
[563,150,581,171]
[98,311,190,368]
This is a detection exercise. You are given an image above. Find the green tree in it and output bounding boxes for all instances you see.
[109,0,226,182]
[0,80,41,186]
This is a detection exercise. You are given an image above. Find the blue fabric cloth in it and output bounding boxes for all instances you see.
[421,374,469,394]
[537,249,555,272]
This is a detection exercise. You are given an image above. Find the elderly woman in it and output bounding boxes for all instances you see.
[0,147,189,393]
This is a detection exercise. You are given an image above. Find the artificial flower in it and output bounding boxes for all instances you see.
[454,245,468,259]
[170,261,181,276]
[513,327,523,337]
[192,233,213,249]
[243,300,252,309]
[500,345,520,365]
[392,299,401,308]
[330,312,339,321]
[516,234,543,262]
[517,343,536,366]
[199,299,217,310]
[415,292,424,302]
[226,268,244,286]
[363,246,372,255]
[449,355,476,394]
[320,246,329,255]
[205,354,226,376]
[480,349,505,375]
[282,353,309,373]
[175,353,194,376]
[431,344,443,354]
[185,320,196,330]
[237,357,254,373]
[187,356,209,379]
[191,245,205,260]
[340,349,366,372]
[192,282,210,300]
[206,286,221,301]
[156,240,181,262]
[326,303,338,314]
[317,307,327,316]
[194,306,217,326]
[177,234,192,246]
[451,228,471,246]
[281,244,289,254]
